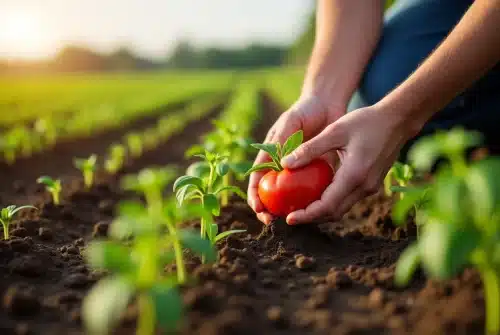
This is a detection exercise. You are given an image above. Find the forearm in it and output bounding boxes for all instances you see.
[302,0,384,108]
[380,0,500,136]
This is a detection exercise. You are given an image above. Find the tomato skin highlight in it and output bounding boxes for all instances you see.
[257,158,334,218]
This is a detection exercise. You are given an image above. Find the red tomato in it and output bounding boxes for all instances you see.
[258,158,334,217]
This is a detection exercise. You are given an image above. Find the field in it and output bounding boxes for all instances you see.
[0,68,494,335]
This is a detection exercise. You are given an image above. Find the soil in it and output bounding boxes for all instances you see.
[0,92,486,335]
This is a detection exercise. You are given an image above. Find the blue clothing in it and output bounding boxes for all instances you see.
[348,0,500,157]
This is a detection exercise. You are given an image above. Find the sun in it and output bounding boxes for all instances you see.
[0,8,55,59]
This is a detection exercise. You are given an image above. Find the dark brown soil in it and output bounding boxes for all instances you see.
[0,92,486,335]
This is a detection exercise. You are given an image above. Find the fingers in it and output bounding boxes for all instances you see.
[281,123,345,169]
[247,150,270,212]
[257,212,274,225]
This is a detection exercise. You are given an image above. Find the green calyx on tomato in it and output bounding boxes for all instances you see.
[245,130,334,218]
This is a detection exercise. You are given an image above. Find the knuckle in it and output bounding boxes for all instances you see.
[295,144,314,159]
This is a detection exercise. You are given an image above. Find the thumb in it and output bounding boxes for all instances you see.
[281,123,345,169]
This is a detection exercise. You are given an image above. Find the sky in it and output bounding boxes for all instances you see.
[0,0,314,60]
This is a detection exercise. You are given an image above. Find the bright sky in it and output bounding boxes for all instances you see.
[0,0,314,60]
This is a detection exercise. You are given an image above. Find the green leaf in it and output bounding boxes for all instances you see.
[37,176,56,188]
[442,127,483,155]
[186,161,210,178]
[244,162,280,176]
[419,222,480,280]
[251,143,280,163]
[150,283,183,331]
[282,130,304,157]
[214,185,247,200]
[392,187,428,224]
[179,230,217,263]
[229,161,253,175]
[466,157,500,225]
[10,205,37,216]
[176,184,198,207]
[203,193,220,216]
[394,243,421,287]
[431,175,468,224]
[185,144,204,158]
[173,175,204,193]
[214,229,246,243]
[82,277,134,335]
[216,162,229,177]
[408,137,441,172]
[85,241,134,273]
[206,222,219,243]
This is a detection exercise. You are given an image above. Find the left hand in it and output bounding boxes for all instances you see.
[281,103,418,225]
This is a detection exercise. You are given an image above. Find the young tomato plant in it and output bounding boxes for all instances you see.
[37,176,62,205]
[393,128,500,335]
[121,167,177,218]
[74,154,98,189]
[83,200,216,335]
[174,151,246,241]
[245,130,333,218]
[383,161,414,198]
[125,133,143,158]
[186,120,254,206]
[105,144,126,174]
[0,205,37,240]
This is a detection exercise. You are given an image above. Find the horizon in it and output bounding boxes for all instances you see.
[0,0,314,61]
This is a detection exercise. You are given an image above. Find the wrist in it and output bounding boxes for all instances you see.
[376,88,431,140]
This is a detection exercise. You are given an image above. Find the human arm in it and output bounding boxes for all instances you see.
[282,0,500,225]
[248,0,385,224]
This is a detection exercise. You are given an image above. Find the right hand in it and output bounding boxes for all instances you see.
[247,94,346,224]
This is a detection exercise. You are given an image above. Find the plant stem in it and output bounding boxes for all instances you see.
[480,267,500,335]
[200,216,206,240]
[221,173,230,207]
[52,191,60,205]
[84,171,93,189]
[2,221,8,240]
[171,231,186,284]
[137,294,155,335]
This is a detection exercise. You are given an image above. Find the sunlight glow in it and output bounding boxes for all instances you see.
[0,8,56,59]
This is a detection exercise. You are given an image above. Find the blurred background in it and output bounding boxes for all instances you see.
[0,0,317,74]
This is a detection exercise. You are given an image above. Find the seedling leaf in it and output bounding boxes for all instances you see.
[394,243,420,287]
[203,193,220,216]
[214,229,246,243]
[244,162,281,176]
[150,283,183,331]
[179,230,216,263]
[82,277,133,335]
[85,241,134,273]
[173,175,204,193]
[282,130,304,157]
[214,185,247,200]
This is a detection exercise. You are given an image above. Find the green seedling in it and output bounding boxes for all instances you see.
[0,133,18,164]
[384,162,414,198]
[34,118,58,147]
[83,235,183,335]
[174,151,246,242]
[0,205,37,240]
[105,144,126,174]
[125,133,143,158]
[121,167,177,218]
[186,120,254,206]
[74,154,98,189]
[393,128,500,335]
[83,202,216,335]
[37,176,62,205]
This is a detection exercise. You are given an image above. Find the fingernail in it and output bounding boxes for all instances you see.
[281,155,296,168]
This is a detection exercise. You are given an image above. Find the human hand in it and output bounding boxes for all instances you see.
[279,103,419,225]
[247,95,345,224]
